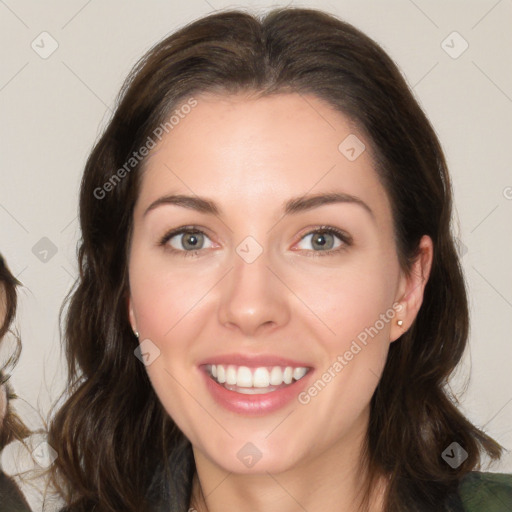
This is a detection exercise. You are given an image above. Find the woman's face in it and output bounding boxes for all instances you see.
[127,92,426,475]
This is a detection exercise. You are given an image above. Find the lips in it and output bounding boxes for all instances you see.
[199,353,312,368]
[198,353,314,415]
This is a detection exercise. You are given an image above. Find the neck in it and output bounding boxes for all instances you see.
[189,409,387,512]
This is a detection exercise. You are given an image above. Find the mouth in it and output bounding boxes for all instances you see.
[198,353,315,415]
[204,364,311,394]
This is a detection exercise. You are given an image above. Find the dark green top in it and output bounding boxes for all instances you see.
[457,471,512,511]
[144,461,512,512]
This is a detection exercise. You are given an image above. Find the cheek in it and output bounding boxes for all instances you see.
[128,250,216,340]
[296,276,395,442]
[290,250,399,348]
[128,253,207,433]
[128,250,216,424]
[314,254,399,409]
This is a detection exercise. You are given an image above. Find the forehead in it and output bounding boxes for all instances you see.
[136,92,391,223]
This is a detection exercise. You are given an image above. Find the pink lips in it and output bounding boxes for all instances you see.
[198,353,312,368]
[199,353,314,416]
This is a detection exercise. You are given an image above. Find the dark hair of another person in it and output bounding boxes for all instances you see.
[0,254,31,449]
[46,7,503,512]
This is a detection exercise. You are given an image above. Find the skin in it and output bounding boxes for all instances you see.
[127,92,433,512]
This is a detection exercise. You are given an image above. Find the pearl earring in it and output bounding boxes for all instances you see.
[134,330,139,338]
[397,320,403,327]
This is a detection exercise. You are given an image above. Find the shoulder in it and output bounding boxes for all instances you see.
[457,471,512,511]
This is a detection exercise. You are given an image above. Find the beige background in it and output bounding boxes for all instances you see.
[0,0,511,509]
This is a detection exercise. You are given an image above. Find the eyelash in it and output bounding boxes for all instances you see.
[158,225,353,258]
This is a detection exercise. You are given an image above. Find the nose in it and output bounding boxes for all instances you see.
[217,242,291,337]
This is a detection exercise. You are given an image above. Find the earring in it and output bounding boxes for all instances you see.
[134,330,139,339]
[397,320,403,327]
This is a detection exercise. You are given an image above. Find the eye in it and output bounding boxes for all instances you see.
[295,227,352,256]
[159,225,352,258]
[159,226,214,257]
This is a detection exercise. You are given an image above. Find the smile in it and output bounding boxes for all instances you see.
[206,364,309,394]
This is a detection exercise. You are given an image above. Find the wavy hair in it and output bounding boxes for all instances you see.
[0,253,31,449]
[47,7,503,512]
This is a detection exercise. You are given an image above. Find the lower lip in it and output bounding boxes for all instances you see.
[201,367,313,416]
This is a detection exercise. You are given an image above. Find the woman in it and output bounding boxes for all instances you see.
[46,7,512,512]
[0,254,32,512]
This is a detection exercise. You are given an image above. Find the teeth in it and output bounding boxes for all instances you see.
[226,365,237,385]
[237,366,253,387]
[207,364,309,388]
[253,367,269,388]
[293,367,307,380]
[270,366,283,386]
[216,365,226,383]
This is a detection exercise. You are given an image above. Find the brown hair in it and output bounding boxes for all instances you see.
[47,7,503,512]
[0,254,31,449]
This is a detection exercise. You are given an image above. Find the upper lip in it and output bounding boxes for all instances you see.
[198,353,313,368]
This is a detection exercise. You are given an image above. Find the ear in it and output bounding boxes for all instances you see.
[390,235,433,342]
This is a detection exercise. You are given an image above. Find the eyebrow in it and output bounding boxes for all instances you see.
[143,192,375,220]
